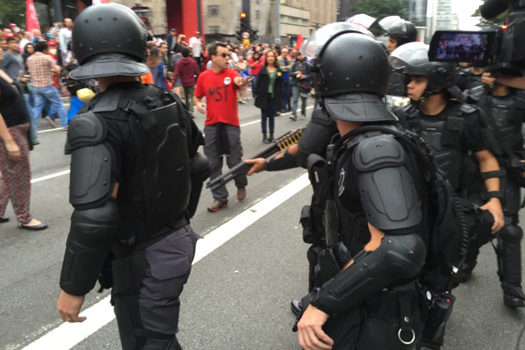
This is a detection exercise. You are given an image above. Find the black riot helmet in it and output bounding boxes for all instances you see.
[379,16,418,47]
[70,3,149,80]
[389,42,457,99]
[303,22,395,122]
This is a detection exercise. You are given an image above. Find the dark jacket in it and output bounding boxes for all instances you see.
[254,66,283,110]
[173,57,200,87]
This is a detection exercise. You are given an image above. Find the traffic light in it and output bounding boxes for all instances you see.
[240,11,248,32]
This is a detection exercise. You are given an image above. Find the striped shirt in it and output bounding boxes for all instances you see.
[26,52,56,88]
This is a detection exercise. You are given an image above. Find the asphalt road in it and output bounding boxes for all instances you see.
[0,98,524,350]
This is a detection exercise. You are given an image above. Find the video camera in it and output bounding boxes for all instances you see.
[428,0,525,75]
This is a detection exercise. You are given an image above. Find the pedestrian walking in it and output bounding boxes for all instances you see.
[26,41,68,129]
[0,50,47,231]
[172,47,200,113]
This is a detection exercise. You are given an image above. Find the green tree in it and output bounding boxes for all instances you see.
[0,1,26,27]
[352,0,409,21]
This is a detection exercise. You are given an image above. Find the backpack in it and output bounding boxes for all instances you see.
[340,125,470,292]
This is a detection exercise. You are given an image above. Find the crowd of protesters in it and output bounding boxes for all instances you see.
[0,16,313,220]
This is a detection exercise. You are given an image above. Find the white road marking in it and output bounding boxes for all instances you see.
[30,105,314,184]
[22,173,310,350]
[31,170,70,184]
[37,127,64,134]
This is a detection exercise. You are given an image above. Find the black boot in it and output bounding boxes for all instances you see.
[268,133,274,142]
[263,133,270,144]
[497,224,524,308]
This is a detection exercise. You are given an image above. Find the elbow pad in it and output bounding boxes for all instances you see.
[60,200,119,296]
[313,233,426,315]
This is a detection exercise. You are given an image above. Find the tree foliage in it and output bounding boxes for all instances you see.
[0,1,26,28]
[352,0,409,21]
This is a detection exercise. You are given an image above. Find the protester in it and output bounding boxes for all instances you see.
[0,48,47,231]
[193,42,251,212]
[277,47,293,112]
[26,41,68,129]
[189,31,202,68]
[172,47,200,113]
[58,18,73,64]
[149,47,169,90]
[248,51,263,97]
[290,51,310,120]
[254,50,283,144]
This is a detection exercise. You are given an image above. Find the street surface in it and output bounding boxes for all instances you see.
[0,98,524,350]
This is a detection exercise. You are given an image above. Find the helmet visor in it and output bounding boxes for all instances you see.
[345,14,377,29]
[389,41,429,72]
[301,22,373,59]
[378,16,403,33]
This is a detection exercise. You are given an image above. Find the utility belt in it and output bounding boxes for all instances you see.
[113,215,190,258]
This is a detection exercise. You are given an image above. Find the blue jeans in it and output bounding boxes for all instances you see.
[292,85,307,117]
[261,97,276,135]
[282,78,291,110]
[32,85,68,127]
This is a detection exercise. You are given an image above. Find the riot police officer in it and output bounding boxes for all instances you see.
[463,72,525,307]
[56,4,209,350]
[390,42,505,349]
[457,63,485,103]
[294,25,427,350]
[375,16,418,96]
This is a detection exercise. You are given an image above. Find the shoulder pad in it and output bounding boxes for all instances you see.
[458,102,477,115]
[68,111,107,150]
[353,135,406,172]
[91,89,122,113]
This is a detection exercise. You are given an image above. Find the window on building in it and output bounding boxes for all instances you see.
[208,5,219,17]
[209,26,220,34]
[256,10,260,20]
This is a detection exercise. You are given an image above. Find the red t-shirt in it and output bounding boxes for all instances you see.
[249,58,263,76]
[194,68,240,126]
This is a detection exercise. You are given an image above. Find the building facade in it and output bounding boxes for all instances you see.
[202,0,336,43]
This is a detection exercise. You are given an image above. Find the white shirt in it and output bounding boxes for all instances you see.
[189,36,202,57]
[58,27,72,54]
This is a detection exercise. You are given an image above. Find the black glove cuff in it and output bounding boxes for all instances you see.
[265,152,298,171]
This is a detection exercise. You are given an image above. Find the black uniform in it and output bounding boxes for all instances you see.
[61,82,205,350]
[457,68,485,104]
[468,89,525,307]
[59,4,209,350]
[295,24,428,350]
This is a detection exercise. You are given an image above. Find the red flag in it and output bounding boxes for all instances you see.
[26,0,41,34]
[294,33,304,51]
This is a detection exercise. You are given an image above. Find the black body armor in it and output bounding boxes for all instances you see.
[457,69,485,103]
[396,103,468,191]
[61,84,199,295]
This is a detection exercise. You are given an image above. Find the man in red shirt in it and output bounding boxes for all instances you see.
[193,42,252,212]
